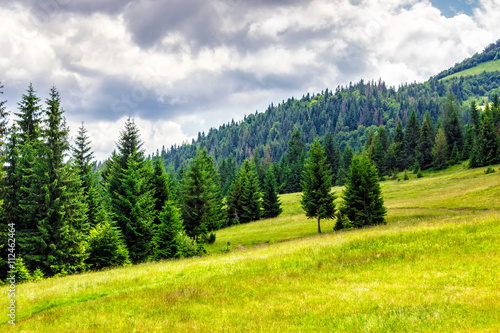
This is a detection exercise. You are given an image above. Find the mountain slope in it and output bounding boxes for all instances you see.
[3,163,500,332]
[158,39,500,172]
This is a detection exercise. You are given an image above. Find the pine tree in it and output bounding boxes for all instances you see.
[443,93,464,152]
[300,139,336,234]
[251,150,265,188]
[72,123,105,228]
[433,127,448,170]
[87,222,130,269]
[15,83,42,144]
[151,200,184,260]
[470,100,480,136]
[393,120,406,171]
[417,112,435,170]
[324,132,341,183]
[34,87,88,275]
[261,164,282,218]
[462,126,474,160]
[336,145,353,185]
[404,110,419,168]
[449,143,460,165]
[180,149,224,240]
[105,118,155,263]
[284,129,305,193]
[151,155,175,229]
[473,108,500,166]
[339,154,386,228]
[240,160,262,223]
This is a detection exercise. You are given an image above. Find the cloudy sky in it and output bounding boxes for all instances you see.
[1,0,500,160]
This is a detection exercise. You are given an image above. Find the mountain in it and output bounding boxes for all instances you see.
[158,39,500,171]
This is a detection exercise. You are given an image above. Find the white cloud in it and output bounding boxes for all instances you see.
[2,0,500,161]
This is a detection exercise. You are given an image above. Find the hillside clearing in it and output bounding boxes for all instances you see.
[1,164,499,332]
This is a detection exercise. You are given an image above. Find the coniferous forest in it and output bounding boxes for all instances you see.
[1,41,500,282]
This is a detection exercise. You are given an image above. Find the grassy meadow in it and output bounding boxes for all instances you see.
[1,163,499,332]
[440,58,500,81]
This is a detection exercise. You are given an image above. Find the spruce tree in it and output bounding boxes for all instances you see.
[417,112,435,170]
[404,110,419,168]
[324,132,341,183]
[433,127,449,170]
[180,149,224,240]
[449,143,460,165]
[443,93,464,152]
[151,155,175,229]
[72,123,105,228]
[151,200,184,260]
[284,129,305,193]
[35,87,88,275]
[239,160,262,223]
[470,101,480,136]
[474,108,500,166]
[339,154,386,229]
[300,139,336,234]
[105,118,155,263]
[261,164,282,219]
[87,222,130,269]
[0,81,7,155]
[393,120,406,170]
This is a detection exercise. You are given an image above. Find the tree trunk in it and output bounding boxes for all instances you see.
[317,215,322,234]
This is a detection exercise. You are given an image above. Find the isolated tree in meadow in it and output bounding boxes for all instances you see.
[339,154,386,229]
[301,139,336,234]
[261,164,282,219]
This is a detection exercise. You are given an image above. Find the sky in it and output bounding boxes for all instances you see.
[1,0,500,161]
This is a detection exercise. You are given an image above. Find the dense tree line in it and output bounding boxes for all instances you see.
[2,41,500,281]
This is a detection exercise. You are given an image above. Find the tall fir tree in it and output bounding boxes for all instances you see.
[105,118,155,263]
[73,122,105,228]
[151,155,175,229]
[283,129,305,193]
[472,107,500,167]
[404,110,419,168]
[433,127,449,170]
[300,139,336,234]
[180,149,224,240]
[261,164,282,219]
[417,112,435,170]
[324,132,341,183]
[443,93,464,153]
[339,154,386,229]
[151,199,184,260]
[239,160,262,223]
[393,120,406,170]
[469,100,480,136]
[34,87,88,275]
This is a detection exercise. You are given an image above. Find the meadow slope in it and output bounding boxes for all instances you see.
[1,163,499,332]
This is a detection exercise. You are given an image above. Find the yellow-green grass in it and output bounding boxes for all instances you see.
[440,59,500,81]
[1,164,499,332]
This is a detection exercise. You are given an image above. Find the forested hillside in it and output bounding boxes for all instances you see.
[157,40,500,173]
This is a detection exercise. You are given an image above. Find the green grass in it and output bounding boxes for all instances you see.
[2,164,499,332]
[440,59,500,81]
